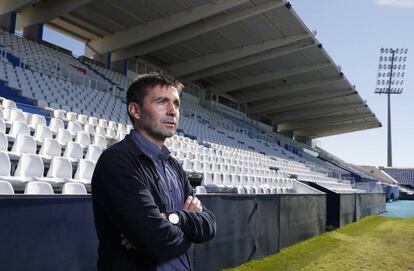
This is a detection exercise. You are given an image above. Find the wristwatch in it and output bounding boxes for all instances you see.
[168,212,180,225]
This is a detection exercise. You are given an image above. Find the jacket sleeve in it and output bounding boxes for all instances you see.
[173,168,216,244]
[92,150,191,262]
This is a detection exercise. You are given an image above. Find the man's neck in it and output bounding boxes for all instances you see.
[134,128,164,149]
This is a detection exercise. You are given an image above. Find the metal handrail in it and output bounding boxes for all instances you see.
[20,54,113,93]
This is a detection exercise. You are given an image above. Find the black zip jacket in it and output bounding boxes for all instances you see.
[91,134,216,271]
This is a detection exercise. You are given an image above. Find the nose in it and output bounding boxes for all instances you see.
[166,101,178,116]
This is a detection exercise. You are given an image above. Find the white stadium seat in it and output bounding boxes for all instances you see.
[75,131,90,148]
[33,125,53,143]
[44,157,73,184]
[93,134,107,149]
[56,128,72,146]
[67,121,82,136]
[29,114,46,129]
[62,182,87,195]
[0,119,6,133]
[0,180,14,194]
[63,142,83,162]
[9,134,36,160]
[48,118,64,134]
[7,121,30,138]
[85,144,102,161]
[72,159,95,184]
[38,138,61,160]
[24,181,54,195]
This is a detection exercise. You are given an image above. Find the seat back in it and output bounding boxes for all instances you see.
[93,134,107,149]
[47,156,73,179]
[34,125,53,142]
[53,109,66,119]
[77,114,88,124]
[84,124,95,135]
[0,119,5,133]
[0,151,11,177]
[39,138,61,158]
[24,181,54,195]
[62,182,87,195]
[75,131,90,148]
[11,134,36,155]
[15,153,44,178]
[63,142,83,160]
[8,121,30,137]
[2,99,17,109]
[29,114,46,129]
[0,132,7,151]
[66,112,77,122]
[56,128,72,145]
[67,121,82,135]
[85,144,102,161]
[98,119,108,128]
[0,180,14,195]
[88,117,98,126]
[49,118,64,133]
[95,126,106,137]
[7,109,25,123]
[75,159,95,180]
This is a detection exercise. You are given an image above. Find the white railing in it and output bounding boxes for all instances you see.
[0,47,20,65]
[20,55,113,92]
[353,182,383,193]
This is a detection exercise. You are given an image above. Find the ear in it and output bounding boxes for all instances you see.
[128,102,141,121]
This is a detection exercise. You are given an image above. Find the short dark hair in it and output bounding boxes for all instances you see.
[126,72,184,123]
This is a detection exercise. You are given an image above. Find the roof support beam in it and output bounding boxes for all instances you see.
[295,122,380,137]
[250,89,356,114]
[167,32,309,77]
[16,0,92,30]
[270,102,366,123]
[179,40,315,81]
[110,0,287,62]
[49,18,99,40]
[87,0,249,55]
[239,77,343,103]
[0,0,39,15]
[62,14,111,37]
[214,62,331,94]
[279,113,374,131]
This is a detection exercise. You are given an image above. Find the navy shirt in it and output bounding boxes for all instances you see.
[131,130,190,271]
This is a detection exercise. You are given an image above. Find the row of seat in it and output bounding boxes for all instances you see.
[0,180,87,195]
[1,100,131,140]
[1,132,102,162]
[2,120,108,148]
[0,152,95,191]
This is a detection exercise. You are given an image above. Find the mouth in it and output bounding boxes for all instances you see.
[163,121,176,127]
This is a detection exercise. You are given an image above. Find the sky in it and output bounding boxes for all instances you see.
[290,0,414,167]
[41,0,414,168]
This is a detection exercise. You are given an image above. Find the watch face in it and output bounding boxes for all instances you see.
[169,213,179,224]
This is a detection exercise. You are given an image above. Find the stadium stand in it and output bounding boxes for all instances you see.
[0,24,386,196]
[380,167,414,187]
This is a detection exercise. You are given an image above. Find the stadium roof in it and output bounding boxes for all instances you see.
[6,0,381,138]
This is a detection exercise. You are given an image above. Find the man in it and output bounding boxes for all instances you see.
[92,72,216,271]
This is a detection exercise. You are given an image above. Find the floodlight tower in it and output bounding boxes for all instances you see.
[375,47,408,167]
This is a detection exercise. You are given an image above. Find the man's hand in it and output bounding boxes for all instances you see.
[120,233,136,250]
[183,196,203,212]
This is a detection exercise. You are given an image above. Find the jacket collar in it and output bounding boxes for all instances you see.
[128,130,171,160]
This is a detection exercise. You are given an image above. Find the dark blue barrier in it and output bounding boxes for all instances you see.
[191,194,326,271]
[0,194,326,271]
[302,182,386,228]
[0,195,97,271]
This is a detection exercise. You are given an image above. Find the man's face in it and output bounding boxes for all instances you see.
[130,85,180,146]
